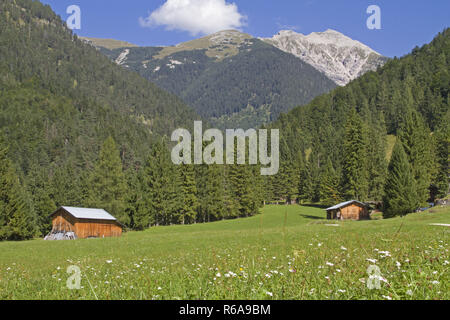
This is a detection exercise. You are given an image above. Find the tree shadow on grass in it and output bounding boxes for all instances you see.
[300,203,329,209]
[299,214,325,220]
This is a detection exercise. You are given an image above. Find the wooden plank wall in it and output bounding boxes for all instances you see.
[51,210,76,232]
[51,209,123,239]
[74,220,122,238]
[341,204,369,220]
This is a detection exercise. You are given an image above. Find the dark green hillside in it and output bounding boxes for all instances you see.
[265,28,449,207]
[100,39,337,129]
[0,0,199,172]
[0,1,265,240]
[0,0,207,239]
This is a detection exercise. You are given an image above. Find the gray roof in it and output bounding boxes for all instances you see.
[325,200,368,211]
[52,207,118,221]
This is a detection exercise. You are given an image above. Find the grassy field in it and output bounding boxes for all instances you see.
[0,205,448,300]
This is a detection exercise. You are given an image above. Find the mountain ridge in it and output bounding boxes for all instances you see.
[262,29,388,85]
[84,28,388,86]
[96,35,337,129]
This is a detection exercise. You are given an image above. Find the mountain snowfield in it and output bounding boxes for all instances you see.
[262,29,388,86]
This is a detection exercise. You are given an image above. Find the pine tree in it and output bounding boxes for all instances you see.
[0,142,36,241]
[223,166,240,218]
[142,140,181,227]
[179,164,198,224]
[142,142,165,227]
[383,141,418,218]
[398,109,434,205]
[342,109,369,201]
[433,124,449,198]
[367,112,388,201]
[27,164,56,235]
[298,154,315,203]
[165,162,183,225]
[88,136,129,226]
[50,162,84,208]
[228,163,258,217]
[196,164,226,222]
[319,157,341,206]
[6,185,36,241]
[124,167,147,230]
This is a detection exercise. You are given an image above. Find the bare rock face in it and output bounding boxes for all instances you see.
[262,29,388,86]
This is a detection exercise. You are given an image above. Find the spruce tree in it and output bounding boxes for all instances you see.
[398,109,434,205]
[367,112,388,201]
[50,162,84,207]
[88,136,129,226]
[298,155,315,203]
[166,161,183,225]
[319,157,341,206]
[27,164,56,235]
[433,124,449,198]
[223,166,239,219]
[142,139,182,226]
[197,164,226,222]
[228,163,258,217]
[0,142,36,241]
[179,164,198,224]
[383,141,417,218]
[125,168,147,230]
[143,141,166,226]
[342,109,369,201]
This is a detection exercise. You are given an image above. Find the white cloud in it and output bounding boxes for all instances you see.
[139,0,247,36]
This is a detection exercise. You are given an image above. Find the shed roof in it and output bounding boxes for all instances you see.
[325,200,369,211]
[51,207,118,221]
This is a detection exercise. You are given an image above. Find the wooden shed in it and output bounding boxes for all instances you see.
[45,207,123,240]
[325,200,370,221]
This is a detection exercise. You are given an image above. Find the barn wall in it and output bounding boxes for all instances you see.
[51,210,76,232]
[51,209,123,239]
[341,204,370,220]
[327,204,370,220]
[74,219,122,239]
[341,204,361,220]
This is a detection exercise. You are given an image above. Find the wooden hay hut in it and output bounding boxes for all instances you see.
[325,200,370,221]
[45,207,123,240]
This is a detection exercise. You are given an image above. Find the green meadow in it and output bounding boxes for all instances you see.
[0,205,448,300]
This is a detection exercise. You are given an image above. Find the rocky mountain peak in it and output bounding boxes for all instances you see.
[262,29,387,85]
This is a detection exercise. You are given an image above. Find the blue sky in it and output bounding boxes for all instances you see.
[41,0,449,57]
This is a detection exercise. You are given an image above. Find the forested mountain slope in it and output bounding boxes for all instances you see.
[96,30,337,129]
[0,0,205,239]
[0,1,268,240]
[0,0,198,173]
[265,28,449,207]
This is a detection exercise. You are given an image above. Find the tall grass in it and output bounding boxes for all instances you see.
[0,205,448,300]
